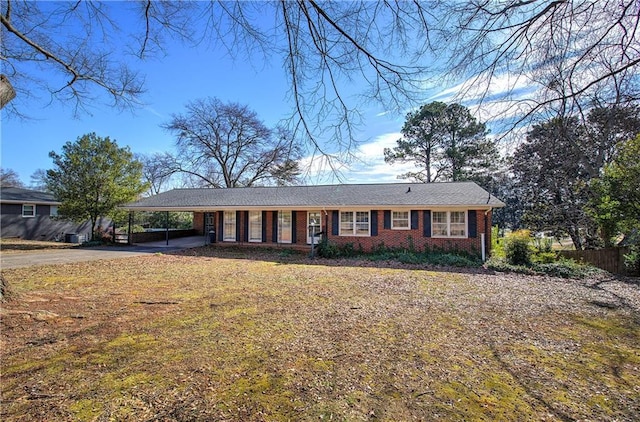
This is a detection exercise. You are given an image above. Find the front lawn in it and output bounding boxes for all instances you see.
[1,249,638,421]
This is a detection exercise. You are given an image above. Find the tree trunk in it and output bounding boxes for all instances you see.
[90,216,97,241]
[0,75,16,109]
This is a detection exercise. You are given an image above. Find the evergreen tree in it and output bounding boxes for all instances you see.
[46,133,147,240]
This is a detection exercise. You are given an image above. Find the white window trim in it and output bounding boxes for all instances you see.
[307,211,322,244]
[339,210,371,237]
[223,210,236,242]
[431,210,468,238]
[278,210,292,244]
[248,211,262,243]
[22,204,35,217]
[49,205,58,217]
[391,210,410,230]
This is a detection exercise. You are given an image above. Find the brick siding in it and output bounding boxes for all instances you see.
[190,209,493,256]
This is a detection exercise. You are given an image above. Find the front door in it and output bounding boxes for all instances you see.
[307,212,321,244]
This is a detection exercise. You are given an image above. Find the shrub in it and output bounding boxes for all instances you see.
[338,243,356,257]
[486,256,600,279]
[485,257,536,275]
[504,230,533,266]
[531,251,558,264]
[491,226,505,259]
[316,238,340,258]
[623,245,640,276]
[429,253,481,267]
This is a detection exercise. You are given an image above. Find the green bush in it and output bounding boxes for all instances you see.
[486,256,600,279]
[531,251,558,264]
[504,230,533,266]
[316,238,481,267]
[316,238,340,258]
[623,245,640,275]
[116,224,145,233]
[491,226,505,259]
[485,257,536,275]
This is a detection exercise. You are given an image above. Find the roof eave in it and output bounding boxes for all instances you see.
[0,199,61,205]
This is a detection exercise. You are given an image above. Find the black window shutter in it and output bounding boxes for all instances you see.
[243,211,249,242]
[383,210,391,229]
[272,211,278,242]
[468,210,477,238]
[261,211,267,242]
[332,210,339,235]
[423,210,431,237]
[291,211,297,243]
[218,211,224,241]
[235,211,241,241]
[371,210,378,236]
[411,210,419,230]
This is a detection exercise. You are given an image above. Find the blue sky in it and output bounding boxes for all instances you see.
[1,28,413,186]
[0,2,533,188]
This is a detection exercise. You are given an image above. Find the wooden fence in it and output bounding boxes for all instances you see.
[558,247,631,275]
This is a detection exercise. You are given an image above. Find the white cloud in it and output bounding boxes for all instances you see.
[299,131,418,184]
[299,69,543,185]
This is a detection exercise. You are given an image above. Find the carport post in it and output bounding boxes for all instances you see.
[165,211,169,246]
[128,211,133,245]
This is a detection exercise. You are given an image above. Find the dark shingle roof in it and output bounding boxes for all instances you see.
[125,182,504,211]
[0,187,59,204]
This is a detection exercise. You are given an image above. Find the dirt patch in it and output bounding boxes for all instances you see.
[1,249,639,421]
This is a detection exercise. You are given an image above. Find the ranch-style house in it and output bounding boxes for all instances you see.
[125,182,504,258]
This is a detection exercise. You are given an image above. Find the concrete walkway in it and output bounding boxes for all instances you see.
[0,236,208,270]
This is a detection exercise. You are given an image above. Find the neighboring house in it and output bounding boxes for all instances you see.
[125,182,504,257]
[0,187,106,241]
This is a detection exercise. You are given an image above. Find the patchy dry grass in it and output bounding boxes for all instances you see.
[1,247,639,421]
[0,238,76,253]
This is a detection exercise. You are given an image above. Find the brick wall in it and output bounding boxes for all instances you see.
[130,229,198,243]
[189,208,492,256]
[193,212,205,235]
[324,209,490,256]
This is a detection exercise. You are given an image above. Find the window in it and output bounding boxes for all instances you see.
[223,211,236,241]
[432,211,467,237]
[392,211,409,229]
[22,204,35,217]
[49,206,58,217]
[340,212,353,235]
[278,211,292,243]
[450,211,466,237]
[339,211,370,236]
[248,211,262,242]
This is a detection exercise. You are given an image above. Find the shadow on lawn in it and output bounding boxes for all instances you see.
[488,341,578,422]
[172,245,497,276]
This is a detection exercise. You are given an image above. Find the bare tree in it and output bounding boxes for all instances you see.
[29,169,49,192]
[0,167,23,187]
[3,1,638,151]
[440,1,640,127]
[135,152,178,196]
[163,97,302,188]
[1,1,193,115]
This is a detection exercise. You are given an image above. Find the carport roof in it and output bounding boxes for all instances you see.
[124,182,504,211]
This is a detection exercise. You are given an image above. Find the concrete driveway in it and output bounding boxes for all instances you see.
[0,236,208,270]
